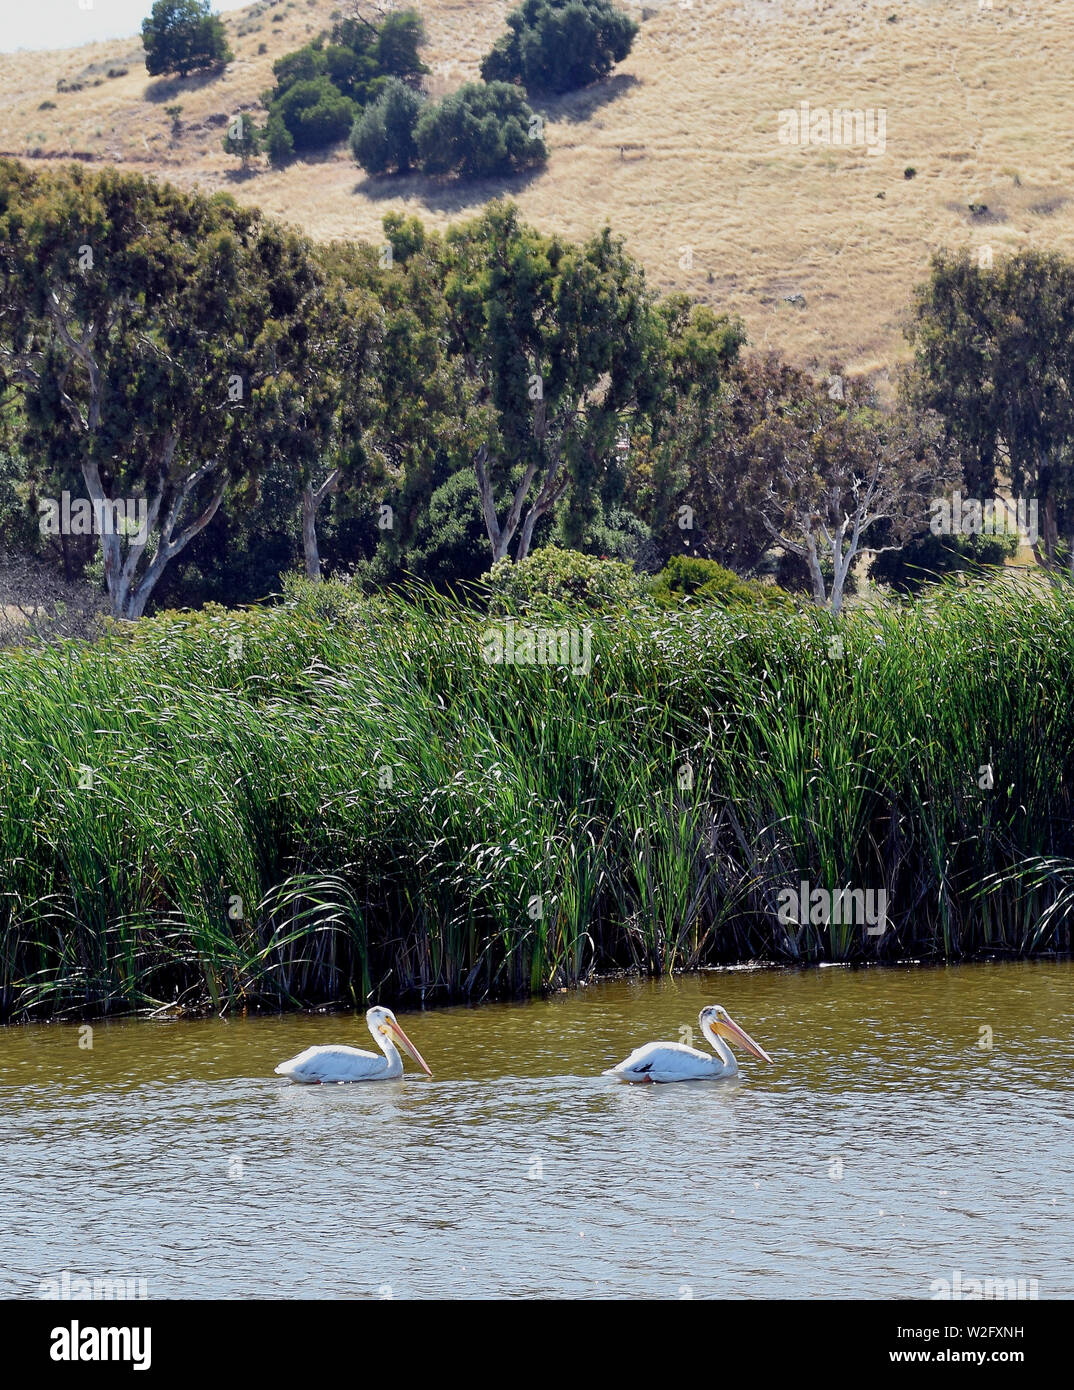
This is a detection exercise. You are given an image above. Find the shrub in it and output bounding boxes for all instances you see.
[401,469,493,590]
[564,506,653,567]
[270,40,326,98]
[350,77,424,174]
[264,111,295,162]
[481,0,637,95]
[324,42,365,98]
[868,529,1016,595]
[265,10,427,154]
[272,76,355,151]
[222,112,263,166]
[648,555,793,611]
[374,10,429,81]
[414,81,547,179]
[142,0,233,78]
[487,545,641,612]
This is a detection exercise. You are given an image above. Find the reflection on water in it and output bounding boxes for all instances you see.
[2,962,1071,1299]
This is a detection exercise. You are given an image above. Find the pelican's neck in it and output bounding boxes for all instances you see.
[370,1021,403,1077]
[701,1017,738,1075]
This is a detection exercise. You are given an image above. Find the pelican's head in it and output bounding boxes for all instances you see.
[366,1006,433,1076]
[699,1005,773,1063]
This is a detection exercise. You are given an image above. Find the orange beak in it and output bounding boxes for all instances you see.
[714,1013,773,1064]
[387,1019,432,1076]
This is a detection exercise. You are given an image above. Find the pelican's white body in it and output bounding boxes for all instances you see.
[604,1005,772,1083]
[275,1041,404,1083]
[604,1032,738,1083]
[274,1006,430,1084]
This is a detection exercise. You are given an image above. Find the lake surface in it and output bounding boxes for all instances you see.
[2,962,1071,1299]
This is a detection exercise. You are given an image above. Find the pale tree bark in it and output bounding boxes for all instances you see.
[472,398,580,564]
[758,454,904,616]
[516,449,569,561]
[120,462,227,619]
[302,467,341,581]
[23,292,231,620]
[474,444,538,563]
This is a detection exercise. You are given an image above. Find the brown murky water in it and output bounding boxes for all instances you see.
[2,962,1071,1299]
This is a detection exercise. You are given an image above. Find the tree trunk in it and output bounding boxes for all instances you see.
[301,468,341,583]
[828,525,861,614]
[101,464,226,619]
[804,533,828,607]
[302,484,322,581]
[830,561,848,615]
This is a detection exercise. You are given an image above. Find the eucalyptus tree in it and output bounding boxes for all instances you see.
[436,200,663,564]
[630,293,749,567]
[0,159,379,614]
[907,249,1074,575]
[312,216,477,579]
[743,356,955,613]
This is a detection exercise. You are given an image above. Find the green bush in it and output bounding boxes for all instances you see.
[648,555,793,611]
[372,10,429,82]
[397,469,494,590]
[561,505,653,568]
[414,81,547,179]
[272,76,355,152]
[265,11,427,156]
[487,544,641,612]
[141,0,233,78]
[263,111,295,162]
[868,528,1017,595]
[350,78,424,175]
[270,41,327,98]
[221,113,262,166]
[481,0,637,95]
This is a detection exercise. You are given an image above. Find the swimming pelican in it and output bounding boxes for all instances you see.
[274,1006,432,1084]
[604,1004,773,1083]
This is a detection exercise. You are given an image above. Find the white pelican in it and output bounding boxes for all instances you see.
[274,1006,432,1084]
[604,1004,773,1083]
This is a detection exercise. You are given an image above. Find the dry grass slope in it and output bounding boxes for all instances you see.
[2,0,1073,379]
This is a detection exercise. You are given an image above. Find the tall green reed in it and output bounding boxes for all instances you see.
[1,575,1071,1020]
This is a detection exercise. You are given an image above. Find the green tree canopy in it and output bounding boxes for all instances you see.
[0,161,381,616]
[265,9,428,159]
[481,0,637,94]
[428,201,663,562]
[272,77,356,153]
[350,79,425,175]
[222,112,263,167]
[141,0,232,79]
[907,248,1074,574]
[414,82,547,180]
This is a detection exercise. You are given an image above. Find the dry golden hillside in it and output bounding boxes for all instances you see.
[2,0,1073,381]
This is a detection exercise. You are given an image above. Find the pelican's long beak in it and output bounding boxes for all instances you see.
[715,1013,774,1064]
[387,1019,432,1076]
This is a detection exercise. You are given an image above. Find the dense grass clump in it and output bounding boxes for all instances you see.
[1,576,1072,1020]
